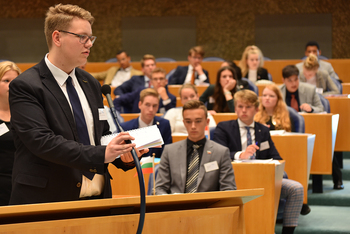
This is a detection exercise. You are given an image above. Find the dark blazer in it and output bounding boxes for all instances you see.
[114,75,146,96]
[169,66,209,84]
[213,120,281,160]
[245,67,269,81]
[114,87,176,113]
[199,84,235,112]
[120,116,172,158]
[9,58,130,205]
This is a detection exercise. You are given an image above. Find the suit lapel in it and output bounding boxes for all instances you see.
[254,122,262,158]
[197,140,213,187]
[40,61,78,139]
[178,140,187,190]
[234,120,243,151]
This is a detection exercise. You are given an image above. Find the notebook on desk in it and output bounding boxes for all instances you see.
[101,125,164,150]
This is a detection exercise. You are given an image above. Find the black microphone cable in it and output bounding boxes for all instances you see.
[101,85,145,234]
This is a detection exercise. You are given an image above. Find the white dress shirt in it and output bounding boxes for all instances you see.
[111,66,131,87]
[234,119,255,160]
[184,65,208,85]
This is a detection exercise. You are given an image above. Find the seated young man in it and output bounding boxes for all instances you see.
[213,90,307,234]
[168,46,210,85]
[114,67,176,114]
[120,88,172,158]
[280,65,324,113]
[156,100,236,194]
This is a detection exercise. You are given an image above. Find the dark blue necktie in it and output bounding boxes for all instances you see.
[66,76,94,180]
[245,126,255,159]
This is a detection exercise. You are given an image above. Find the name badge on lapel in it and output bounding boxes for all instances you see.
[98,108,107,121]
[260,141,270,151]
[0,123,9,136]
[204,161,219,172]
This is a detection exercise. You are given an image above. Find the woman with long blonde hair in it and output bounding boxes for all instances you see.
[254,84,294,132]
[239,45,269,83]
[0,61,21,205]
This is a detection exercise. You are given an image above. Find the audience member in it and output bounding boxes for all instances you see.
[221,60,249,90]
[8,4,147,205]
[213,90,305,234]
[114,54,156,95]
[169,46,209,85]
[164,84,216,134]
[255,84,295,132]
[114,67,176,114]
[156,100,236,194]
[296,41,340,80]
[239,45,269,82]
[120,88,172,158]
[280,65,324,113]
[299,54,339,95]
[92,50,143,86]
[199,66,237,114]
[0,61,21,205]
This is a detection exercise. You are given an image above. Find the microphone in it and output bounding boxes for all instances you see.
[101,85,125,134]
[101,84,145,234]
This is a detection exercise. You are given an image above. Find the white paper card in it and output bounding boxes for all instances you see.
[204,161,219,172]
[98,108,107,121]
[0,123,9,136]
[316,88,323,94]
[260,141,270,151]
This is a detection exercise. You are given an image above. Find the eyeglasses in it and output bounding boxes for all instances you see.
[59,30,97,45]
[151,77,166,81]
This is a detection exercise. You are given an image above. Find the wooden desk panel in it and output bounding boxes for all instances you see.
[342,83,350,94]
[119,113,163,122]
[272,134,315,203]
[212,113,237,123]
[168,85,208,97]
[233,161,285,234]
[325,97,350,151]
[300,113,339,174]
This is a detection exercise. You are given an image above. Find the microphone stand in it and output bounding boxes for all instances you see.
[102,88,145,234]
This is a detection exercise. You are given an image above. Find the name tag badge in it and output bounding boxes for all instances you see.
[316,88,323,94]
[209,96,215,103]
[260,141,270,151]
[0,123,10,136]
[98,108,108,121]
[204,161,219,173]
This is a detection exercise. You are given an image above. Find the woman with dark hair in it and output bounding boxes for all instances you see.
[0,61,21,205]
[221,60,249,90]
[199,66,237,114]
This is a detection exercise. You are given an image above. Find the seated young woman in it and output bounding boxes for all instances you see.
[199,66,237,114]
[254,84,295,132]
[239,45,269,83]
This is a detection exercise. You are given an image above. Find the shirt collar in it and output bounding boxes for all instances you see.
[187,137,206,148]
[237,118,254,129]
[120,66,131,72]
[138,116,153,128]
[188,64,194,72]
[45,53,77,87]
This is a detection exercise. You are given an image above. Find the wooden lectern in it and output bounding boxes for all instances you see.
[0,190,263,234]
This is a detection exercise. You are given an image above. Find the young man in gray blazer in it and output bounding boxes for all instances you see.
[155,100,236,194]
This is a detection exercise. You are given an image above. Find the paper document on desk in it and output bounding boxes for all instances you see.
[101,125,164,150]
[236,159,280,164]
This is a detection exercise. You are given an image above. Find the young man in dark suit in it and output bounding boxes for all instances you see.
[114,67,176,114]
[8,4,147,205]
[114,54,156,96]
[213,90,306,234]
[169,46,210,85]
[120,88,172,158]
[156,100,236,194]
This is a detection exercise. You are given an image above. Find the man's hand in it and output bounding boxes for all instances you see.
[239,144,259,159]
[194,64,204,75]
[105,132,136,163]
[300,103,312,113]
[120,148,149,163]
[157,87,169,101]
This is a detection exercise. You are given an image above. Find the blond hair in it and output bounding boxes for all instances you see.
[182,100,207,118]
[234,89,259,108]
[139,88,159,103]
[44,4,95,50]
[179,83,198,97]
[239,45,264,77]
[140,54,156,67]
[0,61,21,79]
[303,54,319,71]
[188,46,205,57]
[151,67,166,77]
[254,84,291,132]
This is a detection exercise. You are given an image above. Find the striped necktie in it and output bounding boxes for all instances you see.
[245,126,255,159]
[185,144,200,193]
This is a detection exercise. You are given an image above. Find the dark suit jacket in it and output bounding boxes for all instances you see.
[9,58,130,205]
[213,120,281,160]
[245,67,269,81]
[120,116,172,158]
[114,75,146,96]
[169,66,209,84]
[114,87,176,113]
[155,139,236,194]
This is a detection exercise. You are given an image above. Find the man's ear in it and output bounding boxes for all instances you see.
[318,49,321,56]
[52,30,61,47]
[138,101,142,109]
